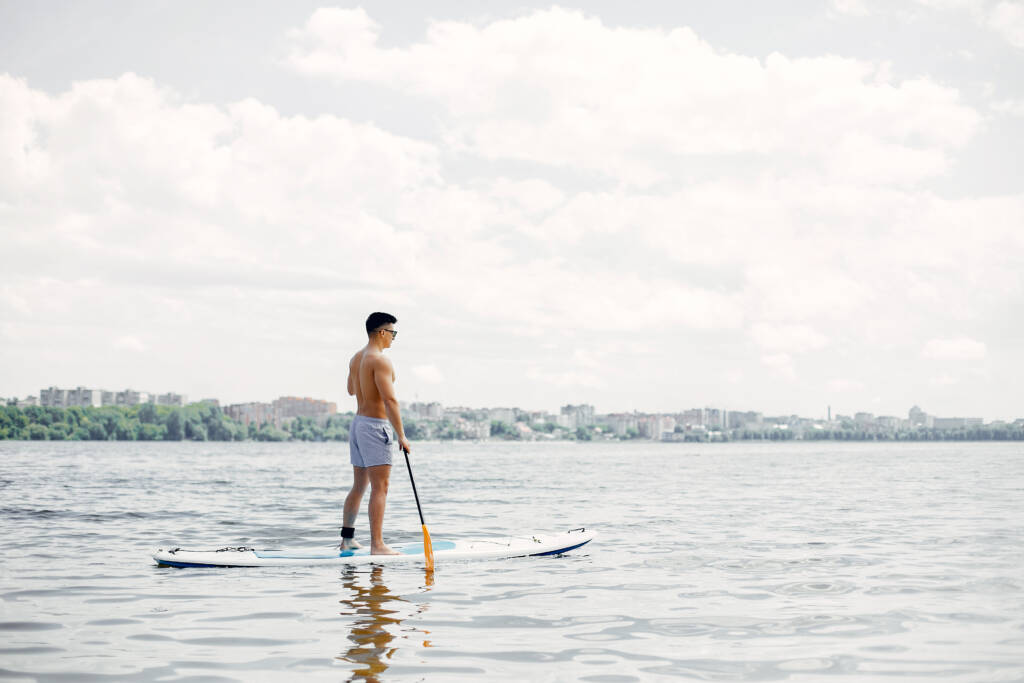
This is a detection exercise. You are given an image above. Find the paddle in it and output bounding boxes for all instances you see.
[402,446,434,571]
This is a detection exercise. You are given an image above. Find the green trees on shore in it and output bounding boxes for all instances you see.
[3,404,1021,443]
[0,405,354,442]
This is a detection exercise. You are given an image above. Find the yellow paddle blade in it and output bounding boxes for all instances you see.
[421,524,435,571]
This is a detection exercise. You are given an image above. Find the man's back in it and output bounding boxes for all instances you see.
[349,347,393,419]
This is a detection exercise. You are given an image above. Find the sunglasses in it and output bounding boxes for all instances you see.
[380,329,398,339]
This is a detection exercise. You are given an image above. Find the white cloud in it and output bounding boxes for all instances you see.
[828,378,866,392]
[828,0,1024,50]
[826,133,949,185]
[114,335,147,352]
[412,364,444,384]
[751,323,829,353]
[761,353,797,381]
[831,0,871,15]
[725,369,744,385]
[3,70,1017,410]
[0,73,440,284]
[0,285,31,314]
[2,6,1022,417]
[526,366,605,389]
[922,337,988,360]
[285,8,979,186]
[914,0,987,9]
[987,1,1024,48]
[992,98,1024,115]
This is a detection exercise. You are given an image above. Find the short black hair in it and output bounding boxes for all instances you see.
[366,312,397,335]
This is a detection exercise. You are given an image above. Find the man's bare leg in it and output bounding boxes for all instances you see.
[340,466,368,550]
[368,464,400,555]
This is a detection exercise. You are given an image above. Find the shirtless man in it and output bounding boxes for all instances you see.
[340,312,411,555]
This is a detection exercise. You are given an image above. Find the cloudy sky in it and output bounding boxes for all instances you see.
[2,1,1022,420]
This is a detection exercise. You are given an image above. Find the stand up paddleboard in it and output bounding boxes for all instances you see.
[153,527,594,568]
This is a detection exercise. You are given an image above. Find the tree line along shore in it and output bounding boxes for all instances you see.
[1,404,1023,442]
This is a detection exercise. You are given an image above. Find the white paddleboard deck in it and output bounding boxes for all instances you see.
[153,528,594,568]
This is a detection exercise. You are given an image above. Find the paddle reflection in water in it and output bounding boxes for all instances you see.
[336,567,433,681]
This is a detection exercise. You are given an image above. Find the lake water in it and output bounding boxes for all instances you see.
[1,440,1022,681]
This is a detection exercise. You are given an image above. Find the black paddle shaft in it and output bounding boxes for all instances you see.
[402,448,427,526]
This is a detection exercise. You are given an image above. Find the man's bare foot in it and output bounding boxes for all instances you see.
[371,544,401,555]
[339,538,362,551]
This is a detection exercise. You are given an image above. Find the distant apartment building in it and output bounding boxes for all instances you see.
[69,387,102,407]
[224,396,337,428]
[655,415,677,439]
[907,405,981,430]
[728,411,764,430]
[408,402,443,420]
[224,402,276,427]
[444,406,478,422]
[560,404,595,430]
[908,405,933,428]
[678,407,731,429]
[526,411,558,426]
[932,417,984,430]
[488,407,518,425]
[875,416,903,430]
[603,413,639,437]
[679,407,720,428]
[460,418,491,440]
[680,408,704,427]
[273,396,337,421]
[101,389,151,406]
[40,387,68,407]
[635,414,665,439]
[40,386,185,409]
[40,386,101,407]
[115,389,151,406]
[705,408,727,430]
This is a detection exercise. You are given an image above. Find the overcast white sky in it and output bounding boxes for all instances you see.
[2,1,1023,419]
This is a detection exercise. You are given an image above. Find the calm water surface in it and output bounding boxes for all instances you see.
[1,440,1022,681]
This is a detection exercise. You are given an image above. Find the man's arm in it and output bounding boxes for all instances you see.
[346,354,357,396]
[373,358,411,454]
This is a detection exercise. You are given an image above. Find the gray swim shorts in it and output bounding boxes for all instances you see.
[349,415,396,467]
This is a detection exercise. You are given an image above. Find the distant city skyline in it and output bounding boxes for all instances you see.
[9,384,1019,445]
[9,383,1013,426]
[2,2,1022,421]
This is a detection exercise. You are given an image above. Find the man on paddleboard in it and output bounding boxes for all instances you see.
[340,312,411,555]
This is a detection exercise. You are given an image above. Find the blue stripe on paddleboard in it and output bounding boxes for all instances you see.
[529,539,592,556]
[156,559,241,568]
[397,540,456,554]
[253,540,457,559]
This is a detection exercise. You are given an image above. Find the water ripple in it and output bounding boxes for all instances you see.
[1,440,1022,681]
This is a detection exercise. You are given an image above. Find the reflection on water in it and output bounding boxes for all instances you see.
[337,567,432,681]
